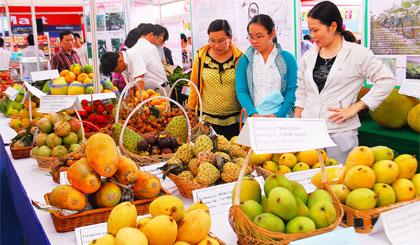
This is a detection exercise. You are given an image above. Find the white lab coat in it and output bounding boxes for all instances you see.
[295,40,396,133]
[21,46,45,79]
[0,47,11,70]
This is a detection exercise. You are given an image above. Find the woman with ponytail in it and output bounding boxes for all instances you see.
[294,1,395,163]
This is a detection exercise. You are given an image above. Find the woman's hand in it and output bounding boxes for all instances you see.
[263,114,277,118]
[294,107,303,118]
[251,113,263,117]
[328,101,367,125]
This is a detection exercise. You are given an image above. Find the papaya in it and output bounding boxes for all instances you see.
[90,181,122,208]
[85,133,119,177]
[133,171,161,200]
[67,158,101,194]
[49,185,87,210]
[113,155,139,185]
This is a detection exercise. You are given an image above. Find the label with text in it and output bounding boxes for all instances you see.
[59,171,70,185]
[30,70,59,81]
[140,162,167,183]
[75,222,107,245]
[38,95,83,113]
[192,176,265,215]
[78,93,116,101]
[399,79,420,98]
[4,87,18,100]
[23,81,46,99]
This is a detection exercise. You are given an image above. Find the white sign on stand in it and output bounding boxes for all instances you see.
[38,95,84,113]
[77,93,116,101]
[285,165,344,193]
[372,202,420,245]
[23,81,46,99]
[140,162,168,183]
[59,171,70,185]
[290,227,357,245]
[4,86,18,100]
[30,70,59,82]
[235,118,336,154]
[192,176,265,215]
[398,79,420,98]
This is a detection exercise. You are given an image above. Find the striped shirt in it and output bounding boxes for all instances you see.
[51,48,81,72]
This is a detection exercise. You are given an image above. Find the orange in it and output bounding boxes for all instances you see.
[60,69,70,77]
[66,109,75,115]
[103,89,113,93]
[146,89,155,96]
[77,73,88,82]
[65,72,76,83]
[141,91,149,100]
[88,73,94,79]
[151,99,161,106]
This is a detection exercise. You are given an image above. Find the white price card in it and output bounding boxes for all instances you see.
[140,162,167,183]
[4,86,18,100]
[23,81,46,99]
[38,95,84,113]
[78,93,116,101]
[380,201,420,245]
[285,165,343,193]
[59,171,70,185]
[399,79,420,98]
[290,227,357,245]
[235,118,336,154]
[30,70,59,81]
[192,176,265,215]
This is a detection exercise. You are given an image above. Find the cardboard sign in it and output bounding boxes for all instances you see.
[399,79,420,98]
[235,118,336,154]
[23,81,46,98]
[38,95,84,113]
[285,165,343,193]
[77,93,116,101]
[192,176,265,215]
[140,162,167,183]
[30,70,59,82]
[379,202,420,245]
[4,86,18,100]
[290,227,357,245]
[59,171,70,185]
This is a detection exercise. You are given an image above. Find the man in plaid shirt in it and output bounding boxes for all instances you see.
[51,30,81,72]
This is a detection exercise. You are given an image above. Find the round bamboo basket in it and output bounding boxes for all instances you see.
[229,149,344,244]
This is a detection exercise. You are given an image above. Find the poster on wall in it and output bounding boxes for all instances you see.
[162,22,183,67]
[368,0,420,87]
[191,0,298,57]
[84,0,127,61]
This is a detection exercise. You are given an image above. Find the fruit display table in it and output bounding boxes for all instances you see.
[359,116,420,162]
[0,117,402,244]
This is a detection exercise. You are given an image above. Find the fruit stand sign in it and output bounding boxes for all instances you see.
[371,201,420,245]
[192,176,265,215]
[4,86,18,101]
[38,95,84,114]
[59,171,70,186]
[140,162,168,183]
[30,70,59,82]
[23,81,46,99]
[77,93,116,101]
[235,118,336,154]
[289,227,357,245]
[398,79,420,98]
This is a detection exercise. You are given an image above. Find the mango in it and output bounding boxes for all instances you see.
[331,184,350,204]
[392,178,416,202]
[411,174,420,196]
[278,153,298,168]
[267,187,297,221]
[372,160,399,184]
[345,146,375,170]
[290,180,308,205]
[295,197,309,217]
[149,195,185,221]
[344,165,376,190]
[407,104,420,133]
[292,162,310,172]
[325,158,339,166]
[197,236,220,245]
[138,215,178,245]
[373,183,396,207]
[262,160,278,172]
[91,181,122,208]
[49,185,86,210]
[296,150,318,166]
[113,155,139,184]
[133,171,161,199]
[308,189,332,209]
[107,202,137,236]
[86,133,119,177]
[176,209,211,244]
[260,195,271,213]
[286,216,315,234]
[264,173,293,197]
[253,213,285,233]
[89,234,115,245]
[115,227,147,245]
[232,176,261,204]
[371,146,394,162]
[276,165,292,174]
[346,188,377,210]
[240,200,264,221]
[308,201,336,228]
[249,152,272,165]
[135,217,152,230]
[187,200,209,213]
[394,154,418,179]
[311,167,344,188]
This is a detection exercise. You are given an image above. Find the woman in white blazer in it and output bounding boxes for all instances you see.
[294,1,396,164]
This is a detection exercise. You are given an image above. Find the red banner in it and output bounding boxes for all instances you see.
[9,14,81,26]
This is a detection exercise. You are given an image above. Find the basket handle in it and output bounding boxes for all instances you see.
[115,82,143,123]
[119,96,192,146]
[168,78,203,123]
[234,148,254,206]
[239,108,247,133]
[316,149,327,184]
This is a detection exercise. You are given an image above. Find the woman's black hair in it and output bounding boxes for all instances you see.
[247,14,277,42]
[138,23,159,37]
[180,34,187,43]
[308,1,354,42]
[155,24,169,41]
[100,52,120,77]
[207,19,232,37]
[124,28,141,48]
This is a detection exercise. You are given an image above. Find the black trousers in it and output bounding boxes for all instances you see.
[210,123,240,140]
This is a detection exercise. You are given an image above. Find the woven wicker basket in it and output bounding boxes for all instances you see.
[44,187,170,232]
[10,145,33,159]
[229,149,344,244]
[166,172,208,199]
[119,96,191,166]
[208,232,226,245]
[255,166,274,179]
[341,196,420,233]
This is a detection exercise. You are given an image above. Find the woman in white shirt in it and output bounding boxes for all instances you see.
[294,1,396,163]
[236,14,298,119]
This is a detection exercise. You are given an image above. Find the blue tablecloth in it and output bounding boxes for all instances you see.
[0,135,50,245]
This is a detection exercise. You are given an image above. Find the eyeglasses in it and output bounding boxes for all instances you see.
[208,39,230,45]
[247,35,267,42]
